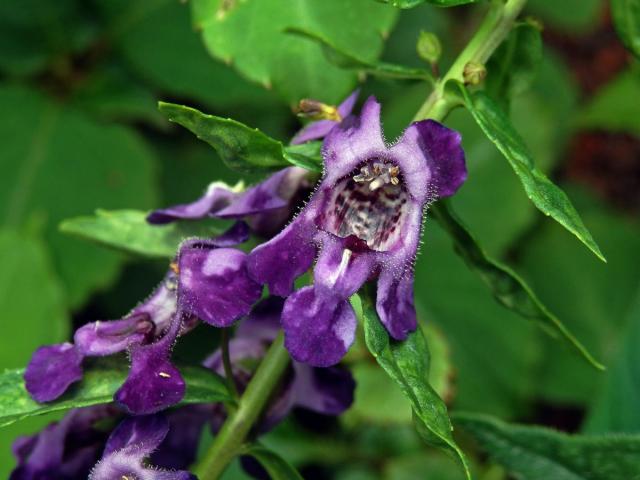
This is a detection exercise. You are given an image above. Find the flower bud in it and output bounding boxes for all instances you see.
[294,99,341,121]
[463,61,487,86]
[416,30,442,65]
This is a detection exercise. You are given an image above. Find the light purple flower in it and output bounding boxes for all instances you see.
[147,168,313,237]
[90,414,195,480]
[176,239,263,328]
[248,97,467,367]
[25,272,189,414]
[291,89,360,145]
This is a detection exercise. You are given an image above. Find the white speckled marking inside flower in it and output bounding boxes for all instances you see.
[318,160,410,251]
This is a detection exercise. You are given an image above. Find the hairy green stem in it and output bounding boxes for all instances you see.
[195,332,290,479]
[414,0,528,122]
[195,2,529,478]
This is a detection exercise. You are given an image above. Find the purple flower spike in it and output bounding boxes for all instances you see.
[291,89,360,145]
[115,314,186,414]
[90,414,195,480]
[74,313,154,356]
[147,168,313,238]
[147,181,239,224]
[24,343,83,402]
[249,96,467,366]
[178,240,263,327]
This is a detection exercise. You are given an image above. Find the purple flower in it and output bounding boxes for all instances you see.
[147,168,313,237]
[248,97,467,366]
[89,414,195,480]
[176,239,264,328]
[205,297,355,431]
[25,272,190,414]
[10,405,117,480]
[291,89,360,145]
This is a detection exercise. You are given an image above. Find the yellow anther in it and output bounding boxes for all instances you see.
[295,99,342,122]
[169,262,179,274]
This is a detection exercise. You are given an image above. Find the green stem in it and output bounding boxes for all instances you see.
[413,0,528,123]
[195,332,290,479]
[221,328,240,399]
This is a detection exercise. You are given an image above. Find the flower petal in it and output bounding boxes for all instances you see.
[147,181,237,224]
[292,363,355,415]
[247,216,317,297]
[376,268,417,340]
[178,242,262,327]
[114,317,185,414]
[74,313,154,356]
[291,119,337,145]
[392,119,466,199]
[235,296,284,342]
[337,89,360,118]
[215,169,292,218]
[322,96,386,185]
[92,414,195,480]
[24,343,83,402]
[282,286,356,367]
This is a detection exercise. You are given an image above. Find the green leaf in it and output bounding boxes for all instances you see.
[455,412,640,480]
[585,286,640,433]
[486,22,543,108]
[0,84,157,308]
[0,362,232,428]
[282,142,323,173]
[611,0,640,58]
[158,102,321,173]
[190,0,396,102]
[94,0,280,111]
[359,293,471,479]
[526,0,601,33]
[60,209,225,258]
[0,229,68,369]
[286,27,433,81]
[242,444,304,480]
[431,201,603,370]
[458,84,605,262]
[374,0,478,7]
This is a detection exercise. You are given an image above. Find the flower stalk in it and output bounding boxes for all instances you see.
[197,1,528,478]
[414,0,529,123]
[195,331,290,480]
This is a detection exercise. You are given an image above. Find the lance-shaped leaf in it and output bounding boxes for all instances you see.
[457,84,605,262]
[431,201,603,370]
[60,209,224,258]
[241,444,304,480]
[455,412,640,480]
[611,0,640,58]
[359,292,471,479]
[158,102,322,173]
[286,28,433,82]
[375,0,479,7]
[0,362,232,428]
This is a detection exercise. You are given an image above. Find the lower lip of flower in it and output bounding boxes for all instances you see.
[318,160,409,252]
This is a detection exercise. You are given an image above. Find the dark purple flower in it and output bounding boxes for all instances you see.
[176,239,263,328]
[147,168,313,237]
[10,405,117,480]
[205,297,355,431]
[248,97,467,366]
[291,89,360,145]
[25,272,190,414]
[89,414,195,480]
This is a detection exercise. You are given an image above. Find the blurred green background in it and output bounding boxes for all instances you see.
[0,0,639,477]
